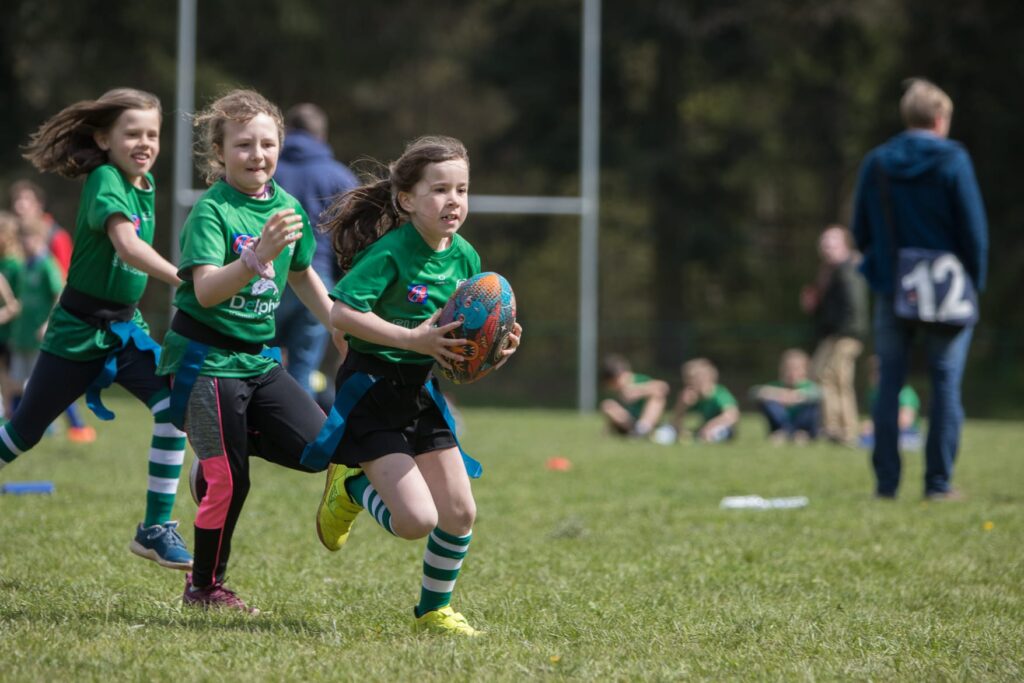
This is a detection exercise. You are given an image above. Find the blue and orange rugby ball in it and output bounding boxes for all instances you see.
[436,272,517,384]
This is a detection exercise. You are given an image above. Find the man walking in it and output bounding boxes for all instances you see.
[273,103,359,400]
[851,79,988,500]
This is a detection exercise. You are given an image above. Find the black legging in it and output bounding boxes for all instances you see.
[184,365,325,587]
[7,346,166,449]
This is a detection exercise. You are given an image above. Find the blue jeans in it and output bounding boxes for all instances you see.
[273,285,330,396]
[872,296,974,496]
[758,400,820,437]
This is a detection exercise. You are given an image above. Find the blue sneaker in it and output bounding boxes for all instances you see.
[129,521,194,570]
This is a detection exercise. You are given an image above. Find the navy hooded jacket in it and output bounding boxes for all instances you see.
[275,130,359,282]
[851,130,988,295]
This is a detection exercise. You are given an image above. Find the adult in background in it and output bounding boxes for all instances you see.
[851,79,988,501]
[273,103,359,401]
[800,225,868,446]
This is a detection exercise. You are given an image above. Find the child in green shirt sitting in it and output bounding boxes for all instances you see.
[751,348,822,444]
[859,355,922,451]
[667,358,740,443]
[599,354,670,438]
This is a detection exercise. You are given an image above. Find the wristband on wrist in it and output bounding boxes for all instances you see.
[241,240,275,279]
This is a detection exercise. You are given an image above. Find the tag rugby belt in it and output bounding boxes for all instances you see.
[299,349,482,479]
[58,285,160,421]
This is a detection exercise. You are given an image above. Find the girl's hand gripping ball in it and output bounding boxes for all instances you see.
[435,272,518,384]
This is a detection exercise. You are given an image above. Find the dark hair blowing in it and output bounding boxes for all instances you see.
[193,89,284,186]
[321,135,469,272]
[22,88,161,178]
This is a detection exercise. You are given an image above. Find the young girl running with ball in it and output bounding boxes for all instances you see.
[0,89,192,570]
[314,135,522,636]
[158,89,340,612]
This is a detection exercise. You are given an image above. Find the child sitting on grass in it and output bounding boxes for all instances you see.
[859,355,922,451]
[751,348,822,445]
[598,354,669,438]
[666,358,740,443]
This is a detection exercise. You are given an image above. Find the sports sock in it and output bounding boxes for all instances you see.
[64,402,86,429]
[0,423,27,470]
[143,392,187,527]
[415,527,472,617]
[345,473,396,536]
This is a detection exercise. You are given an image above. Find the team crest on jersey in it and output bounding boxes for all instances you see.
[231,233,257,254]
[130,214,142,234]
[407,283,429,304]
[251,278,279,297]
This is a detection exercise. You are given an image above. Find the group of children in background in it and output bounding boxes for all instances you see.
[0,183,96,443]
[600,349,921,449]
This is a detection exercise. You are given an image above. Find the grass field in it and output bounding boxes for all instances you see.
[1,391,1022,681]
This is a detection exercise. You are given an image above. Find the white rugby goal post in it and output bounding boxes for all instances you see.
[172,0,601,411]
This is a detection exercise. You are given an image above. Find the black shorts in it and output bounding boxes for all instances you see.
[330,350,457,467]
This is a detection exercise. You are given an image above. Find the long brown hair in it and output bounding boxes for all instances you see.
[193,89,284,186]
[320,135,469,272]
[22,88,161,178]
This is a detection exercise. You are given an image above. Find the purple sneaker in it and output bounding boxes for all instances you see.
[183,573,259,615]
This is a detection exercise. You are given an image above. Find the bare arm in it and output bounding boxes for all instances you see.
[288,267,348,355]
[697,405,740,440]
[618,378,669,404]
[287,267,332,328]
[330,301,465,367]
[192,210,303,307]
[0,273,20,325]
[898,406,917,431]
[106,216,181,287]
[753,385,810,406]
[669,386,698,432]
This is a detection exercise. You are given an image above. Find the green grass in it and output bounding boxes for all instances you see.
[1,392,1022,681]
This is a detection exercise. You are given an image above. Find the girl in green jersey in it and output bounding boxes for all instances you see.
[162,90,341,613]
[0,89,192,570]
[314,136,522,636]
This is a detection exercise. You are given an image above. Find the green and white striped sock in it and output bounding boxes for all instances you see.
[345,473,396,536]
[416,527,472,617]
[143,392,186,527]
[0,423,27,470]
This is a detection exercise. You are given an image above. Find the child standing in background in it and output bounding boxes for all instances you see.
[9,181,95,438]
[9,216,96,442]
[0,213,23,416]
[7,218,64,419]
[667,358,740,443]
[315,135,521,636]
[9,179,73,275]
[599,354,669,437]
[159,89,340,613]
[0,88,192,570]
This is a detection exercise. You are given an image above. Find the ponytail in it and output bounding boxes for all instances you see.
[321,135,469,272]
[320,178,403,272]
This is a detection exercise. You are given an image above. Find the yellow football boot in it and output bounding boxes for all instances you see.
[413,606,484,637]
[315,464,364,551]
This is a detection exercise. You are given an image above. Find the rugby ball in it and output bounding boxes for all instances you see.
[436,272,517,384]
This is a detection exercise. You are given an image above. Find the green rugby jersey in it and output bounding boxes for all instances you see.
[158,180,314,378]
[41,164,155,361]
[690,384,739,423]
[0,256,23,345]
[331,222,481,364]
[11,254,63,352]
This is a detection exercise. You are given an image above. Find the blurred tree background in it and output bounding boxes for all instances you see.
[1,0,1021,414]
